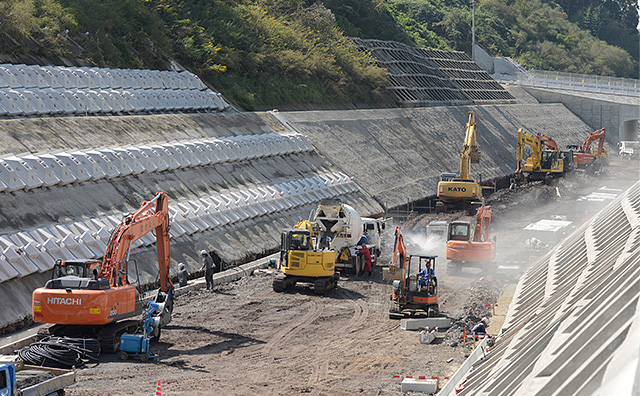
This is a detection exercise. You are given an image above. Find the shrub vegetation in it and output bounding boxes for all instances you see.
[0,0,637,108]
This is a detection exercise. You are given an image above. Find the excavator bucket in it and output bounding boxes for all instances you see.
[470,147,481,164]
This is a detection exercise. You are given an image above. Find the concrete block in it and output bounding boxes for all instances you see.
[82,149,121,179]
[40,88,74,113]
[20,241,51,272]
[149,144,181,170]
[0,65,21,87]
[161,143,190,168]
[400,318,451,331]
[180,142,205,166]
[0,154,44,190]
[126,146,157,173]
[37,153,77,185]
[5,89,37,115]
[137,145,170,172]
[69,150,107,181]
[401,377,437,393]
[419,329,437,344]
[0,255,20,281]
[98,90,123,113]
[0,158,28,191]
[99,148,134,176]
[54,152,93,183]
[202,140,228,163]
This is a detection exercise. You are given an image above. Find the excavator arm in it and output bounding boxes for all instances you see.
[539,134,559,151]
[389,226,408,271]
[473,206,492,242]
[516,129,540,175]
[100,192,173,293]
[582,128,606,161]
[460,111,480,179]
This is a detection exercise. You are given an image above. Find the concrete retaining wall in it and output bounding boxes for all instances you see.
[272,104,593,210]
[0,102,603,331]
[522,87,640,143]
[0,112,381,331]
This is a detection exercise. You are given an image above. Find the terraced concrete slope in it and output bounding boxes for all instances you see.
[350,38,516,106]
[270,104,594,210]
[442,180,640,395]
[0,112,381,331]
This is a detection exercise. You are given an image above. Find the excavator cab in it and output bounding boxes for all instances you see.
[279,228,312,267]
[45,259,111,291]
[52,259,100,280]
[447,221,474,242]
[540,150,559,170]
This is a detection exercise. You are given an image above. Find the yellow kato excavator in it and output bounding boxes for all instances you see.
[436,111,483,215]
[272,220,339,294]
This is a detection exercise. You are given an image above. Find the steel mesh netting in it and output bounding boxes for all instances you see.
[349,37,517,105]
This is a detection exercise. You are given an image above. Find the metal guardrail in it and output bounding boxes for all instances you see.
[517,69,640,96]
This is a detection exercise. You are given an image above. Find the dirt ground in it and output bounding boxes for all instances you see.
[66,157,639,395]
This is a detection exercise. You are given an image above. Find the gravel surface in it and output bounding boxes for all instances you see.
[64,156,639,395]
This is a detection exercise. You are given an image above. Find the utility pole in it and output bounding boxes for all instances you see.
[471,0,476,61]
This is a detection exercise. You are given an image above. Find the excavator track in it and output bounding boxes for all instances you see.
[314,275,338,295]
[97,320,140,353]
[273,273,288,292]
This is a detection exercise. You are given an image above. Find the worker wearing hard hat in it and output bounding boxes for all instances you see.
[178,263,188,287]
[200,250,215,291]
[472,317,489,338]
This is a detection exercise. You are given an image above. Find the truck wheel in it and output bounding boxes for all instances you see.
[140,353,149,362]
[119,351,129,360]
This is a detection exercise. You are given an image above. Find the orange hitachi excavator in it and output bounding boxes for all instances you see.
[567,128,607,170]
[389,227,439,319]
[32,192,174,352]
[446,205,495,274]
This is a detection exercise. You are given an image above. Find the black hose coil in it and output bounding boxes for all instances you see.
[18,337,101,369]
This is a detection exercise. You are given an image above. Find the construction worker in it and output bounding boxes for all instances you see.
[471,317,488,338]
[359,243,372,277]
[177,263,188,287]
[200,250,215,290]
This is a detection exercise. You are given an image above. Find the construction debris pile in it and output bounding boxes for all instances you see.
[443,280,500,347]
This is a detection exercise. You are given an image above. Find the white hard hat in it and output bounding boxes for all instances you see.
[200,250,207,255]
[481,317,488,324]
[179,263,185,269]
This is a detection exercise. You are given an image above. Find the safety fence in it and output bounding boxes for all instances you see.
[517,69,640,96]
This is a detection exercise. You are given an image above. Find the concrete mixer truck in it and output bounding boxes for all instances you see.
[313,199,382,274]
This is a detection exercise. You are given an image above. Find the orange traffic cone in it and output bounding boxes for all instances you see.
[155,379,161,396]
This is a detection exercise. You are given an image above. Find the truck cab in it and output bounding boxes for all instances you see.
[0,362,75,396]
[0,363,16,395]
[361,218,384,258]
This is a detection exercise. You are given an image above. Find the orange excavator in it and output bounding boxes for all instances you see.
[446,205,495,274]
[389,227,439,319]
[32,192,174,352]
[568,128,607,170]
